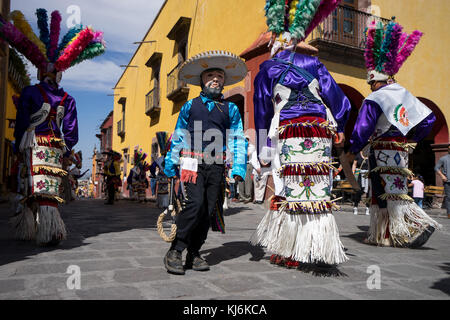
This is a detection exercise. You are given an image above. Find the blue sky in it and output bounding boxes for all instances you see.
[10,0,166,177]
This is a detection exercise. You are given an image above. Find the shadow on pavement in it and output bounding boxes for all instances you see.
[342,225,369,244]
[296,263,348,278]
[0,199,162,267]
[431,263,450,296]
[200,241,266,266]
[344,225,437,251]
[224,205,252,217]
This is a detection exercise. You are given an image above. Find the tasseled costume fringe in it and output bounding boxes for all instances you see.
[32,165,67,177]
[379,193,413,202]
[366,202,442,247]
[386,200,441,247]
[250,208,348,265]
[9,205,36,241]
[35,205,67,245]
[371,166,413,177]
[278,162,334,176]
[371,140,415,152]
[19,129,37,151]
[180,170,198,184]
[35,135,65,148]
[23,194,65,204]
[278,120,336,139]
[278,200,339,215]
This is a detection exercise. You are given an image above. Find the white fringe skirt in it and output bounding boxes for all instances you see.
[250,117,348,265]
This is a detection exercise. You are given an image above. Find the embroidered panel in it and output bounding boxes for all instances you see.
[279,137,332,164]
[32,145,64,168]
[32,175,62,197]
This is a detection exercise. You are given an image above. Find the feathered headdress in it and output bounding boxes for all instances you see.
[156,132,172,157]
[133,147,148,165]
[0,8,106,75]
[264,0,342,55]
[365,18,423,83]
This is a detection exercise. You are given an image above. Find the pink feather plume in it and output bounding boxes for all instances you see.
[48,10,62,62]
[55,27,94,71]
[305,0,342,38]
[393,30,423,74]
[92,31,104,43]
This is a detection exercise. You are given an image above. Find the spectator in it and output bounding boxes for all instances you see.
[228,162,239,202]
[435,145,450,219]
[352,150,370,215]
[252,146,273,205]
[409,175,425,208]
[238,137,254,203]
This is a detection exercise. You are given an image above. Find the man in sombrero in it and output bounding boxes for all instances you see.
[163,50,248,275]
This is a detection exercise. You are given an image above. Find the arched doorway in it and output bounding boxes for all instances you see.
[413,97,449,186]
[337,84,365,150]
[223,87,246,128]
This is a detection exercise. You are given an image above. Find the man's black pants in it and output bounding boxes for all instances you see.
[171,164,224,253]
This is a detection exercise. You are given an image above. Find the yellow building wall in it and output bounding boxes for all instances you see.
[300,0,450,131]
[113,0,267,177]
[370,0,449,121]
[4,80,19,141]
[113,0,449,179]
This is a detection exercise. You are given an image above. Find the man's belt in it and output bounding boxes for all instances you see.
[181,150,226,161]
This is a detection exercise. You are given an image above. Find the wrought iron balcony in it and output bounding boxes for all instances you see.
[167,62,189,102]
[309,5,390,67]
[117,120,125,137]
[145,87,161,116]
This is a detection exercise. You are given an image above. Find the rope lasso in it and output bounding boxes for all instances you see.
[156,178,179,242]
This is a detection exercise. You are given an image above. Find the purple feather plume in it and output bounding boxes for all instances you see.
[396,32,408,53]
[393,30,423,74]
[48,10,62,62]
[0,20,48,70]
[364,21,377,70]
[383,23,403,75]
[305,0,342,37]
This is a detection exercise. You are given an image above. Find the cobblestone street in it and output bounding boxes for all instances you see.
[0,199,449,300]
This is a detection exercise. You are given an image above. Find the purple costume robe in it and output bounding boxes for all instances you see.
[14,81,79,156]
[253,50,352,151]
[349,85,435,154]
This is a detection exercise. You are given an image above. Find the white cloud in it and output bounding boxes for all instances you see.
[23,58,122,93]
[62,59,123,92]
[11,0,166,93]
[11,0,166,53]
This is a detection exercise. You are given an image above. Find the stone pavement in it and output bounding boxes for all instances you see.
[0,198,449,300]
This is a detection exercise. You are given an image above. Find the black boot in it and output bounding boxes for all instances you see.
[164,249,185,275]
[185,251,210,271]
